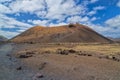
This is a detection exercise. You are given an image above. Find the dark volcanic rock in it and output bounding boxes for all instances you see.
[33,73,44,80]
[57,49,69,55]
[26,51,35,55]
[39,62,47,70]
[19,54,32,58]
[78,53,92,57]
[16,66,22,70]
[68,49,76,53]
[18,51,36,58]
[57,49,77,55]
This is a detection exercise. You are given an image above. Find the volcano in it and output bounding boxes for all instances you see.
[11,23,111,43]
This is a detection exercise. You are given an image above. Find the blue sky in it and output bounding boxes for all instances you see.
[0,0,120,38]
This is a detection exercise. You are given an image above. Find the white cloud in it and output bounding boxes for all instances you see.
[15,13,20,16]
[0,0,119,38]
[85,22,120,38]
[28,19,49,26]
[87,6,105,16]
[0,14,33,38]
[117,0,120,7]
[17,29,26,33]
[28,19,68,27]
[0,14,32,29]
[93,6,105,10]
[91,17,97,21]
[67,16,89,23]
[9,0,45,14]
[85,15,120,38]
[7,0,87,22]
[48,22,67,27]
[67,16,98,23]
[0,4,11,13]
[86,22,110,32]
[0,29,19,39]
[90,0,99,3]
[0,0,12,3]
[0,0,92,22]
[45,0,87,21]
[87,11,96,16]
[80,16,89,22]
[36,11,47,17]
[105,15,120,28]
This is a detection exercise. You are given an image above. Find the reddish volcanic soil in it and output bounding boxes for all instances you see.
[11,23,111,43]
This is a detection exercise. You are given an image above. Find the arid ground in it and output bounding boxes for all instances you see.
[0,43,119,80]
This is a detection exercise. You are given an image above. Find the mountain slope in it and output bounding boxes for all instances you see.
[11,23,111,43]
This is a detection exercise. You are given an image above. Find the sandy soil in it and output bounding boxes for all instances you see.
[11,43,120,80]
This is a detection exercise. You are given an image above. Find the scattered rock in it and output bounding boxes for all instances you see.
[79,53,87,56]
[73,67,78,71]
[57,49,69,55]
[106,55,120,62]
[56,49,77,55]
[78,53,92,57]
[18,51,36,58]
[79,51,93,56]
[98,55,106,59]
[26,51,35,55]
[113,57,120,62]
[29,42,34,44]
[9,57,12,60]
[6,54,10,57]
[87,54,92,56]
[68,49,76,53]
[78,53,84,56]
[19,54,32,58]
[39,62,47,70]
[33,73,44,80]
[36,73,44,78]
[6,54,12,60]
[44,51,51,54]
[61,50,69,55]
[16,66,22,70]
[106,55,113,59]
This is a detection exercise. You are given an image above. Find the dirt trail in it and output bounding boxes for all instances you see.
[0,44,35,80]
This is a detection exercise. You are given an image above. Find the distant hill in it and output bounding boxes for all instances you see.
[11,23,111,43]
[0,35,7,41]
[108,37,120,42]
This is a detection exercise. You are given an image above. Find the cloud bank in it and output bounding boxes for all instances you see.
[0,0,120,38]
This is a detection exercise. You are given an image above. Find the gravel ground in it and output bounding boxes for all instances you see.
[0,43,36,80]
[1,43,120,80]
